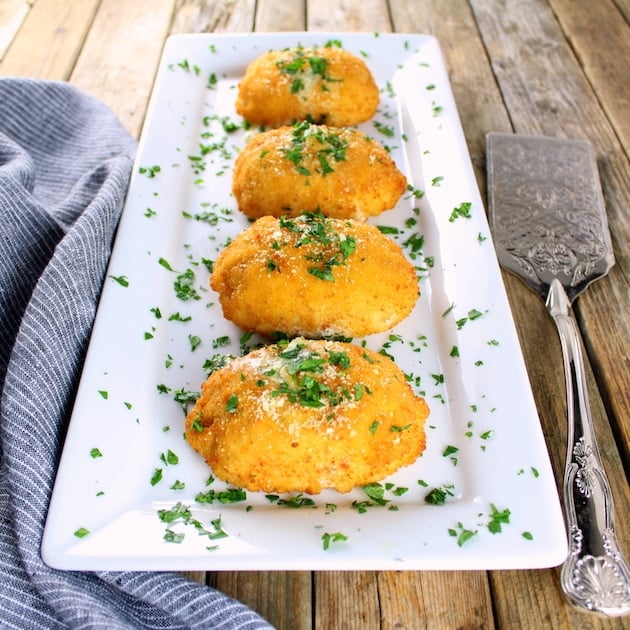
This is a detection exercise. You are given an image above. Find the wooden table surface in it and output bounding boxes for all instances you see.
[3,0,629,628]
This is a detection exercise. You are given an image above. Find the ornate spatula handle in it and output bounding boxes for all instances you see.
[546,279,630,616]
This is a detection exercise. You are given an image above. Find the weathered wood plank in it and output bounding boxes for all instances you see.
[387,3,508,627]
[315,571,380,629]
[69,0,176,138]
[389,0,512,196]
[612,0,630,23]
[0,0,100,79]
[212,571,312,630]
[2,2,624,628]
[391,1,630,627]
[255,0,306,31]
[470,0,630,626]
[470,0,630,476]
[199,8,313,627]
[306,0,392,32]
[170,0,255,34]
[378,571,494,629]
[0,0,31,61]
[549,0,630,158]
[177,570,206,586]
[489,565,623,629]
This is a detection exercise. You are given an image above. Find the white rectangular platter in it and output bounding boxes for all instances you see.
[42,32,568,570]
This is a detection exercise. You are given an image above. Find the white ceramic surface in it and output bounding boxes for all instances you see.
[42,32,567,570]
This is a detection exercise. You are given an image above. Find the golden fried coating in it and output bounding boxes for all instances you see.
[235,45,379,127]
[185,338,429,494]
[232,123,407,221]
[210,213,419,338]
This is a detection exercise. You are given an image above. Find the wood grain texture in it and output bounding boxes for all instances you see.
[0,0,31,61]
[170,0,256,34]
[471,2,630,627]
[181,5,313,627]
[0,0,100,79]
[389,0,512,199]
[212,571,312,630]
[613,0,630,29]
[256,0,306,31]
[69,0,176,138]
[548,0,630,157]
[470,0,630,482]
[307,0,392,32]
[5,1,629,627]
[379,571,494,629]
[315,571,380,629]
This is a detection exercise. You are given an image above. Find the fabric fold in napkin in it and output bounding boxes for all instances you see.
[0,79,271,630]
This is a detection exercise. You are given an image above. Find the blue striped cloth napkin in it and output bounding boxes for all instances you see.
[0,79,271,630]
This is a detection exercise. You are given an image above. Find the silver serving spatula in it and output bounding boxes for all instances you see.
[486,132,630,617]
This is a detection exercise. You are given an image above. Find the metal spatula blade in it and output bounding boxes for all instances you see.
[486,132,630,617]
[487,133,614,302]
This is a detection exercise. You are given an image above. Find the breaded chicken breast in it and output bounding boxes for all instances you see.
[185,338,429,494]
[235,44,379,127]
[210,213,419,338]
[232,122,407,220]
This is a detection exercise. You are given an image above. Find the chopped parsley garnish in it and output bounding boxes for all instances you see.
[373,121,395,137]
[487,504,511,534]
[269,340,366,409]
[150,468,163,486]
[212,335,231,349]
[160,449,179,466]
[278,212,357,282]
[196,487,247,504]
[377,225,399,235]
[280,121,349,177]
[157,502,229,545]
[158,501,191,524]
[203,354,234,374]
[90,448,103,459]
[266,493,316,508]
[138,165,161,178]
[424,484,455,505]
[321,532,348,550]
[276,45,342,96]
[158,257,175,271]
[173,388,199,413]
[431,373,444,385]
[173,268,202,301]
[448,201,472,222]
[449,522,477,547]
[457,308,487,330]
[405,184,424,199]
[108,274,129,287]
[169,312,192,322]
[74,527,90,539]
[188,334,202,351]
[361,482,389,506]
[225,394,239,413]
[390,423,412,432]
[163,530,185,544]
